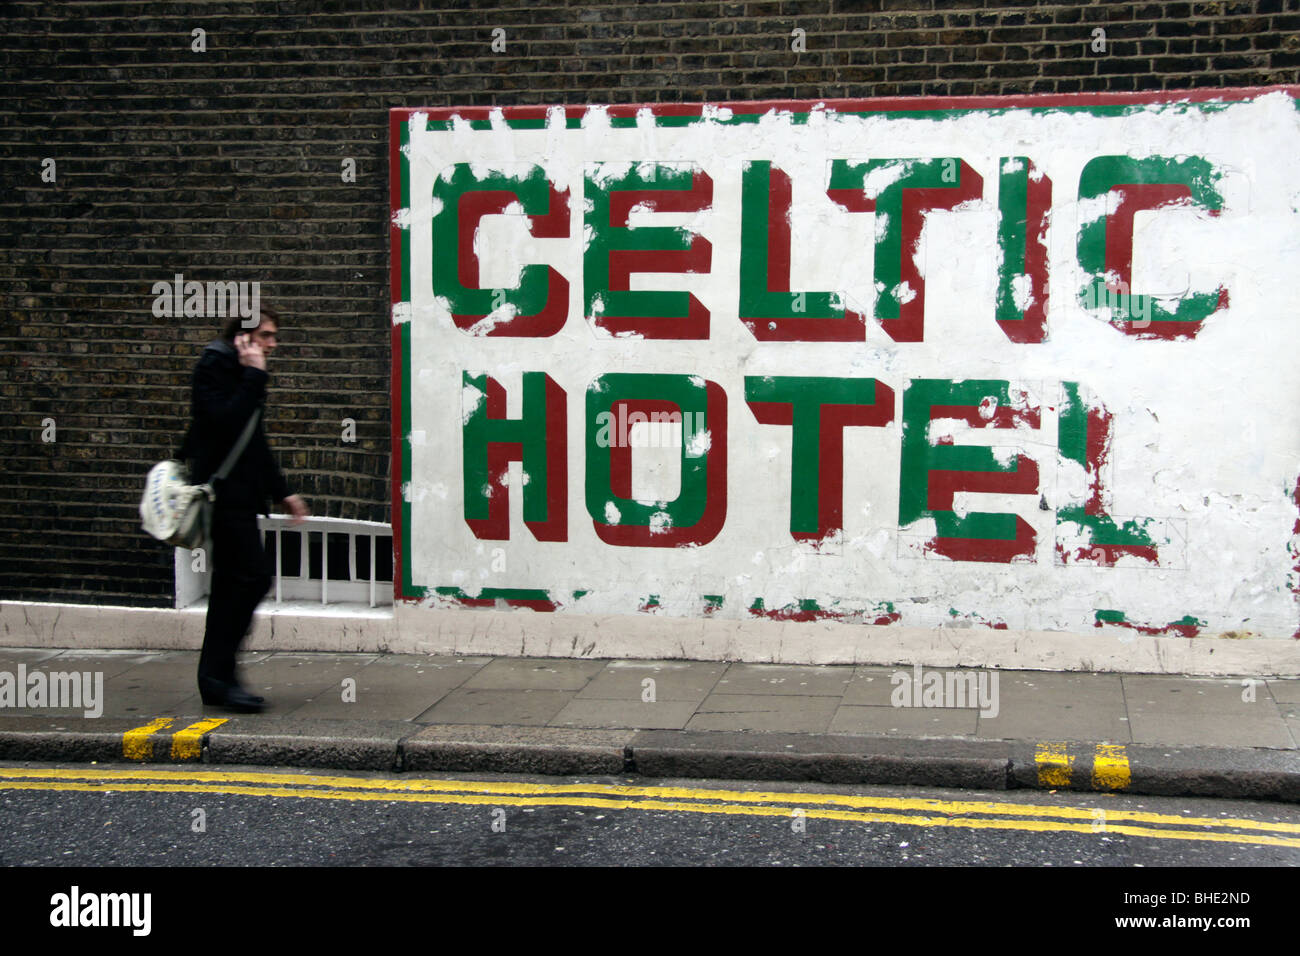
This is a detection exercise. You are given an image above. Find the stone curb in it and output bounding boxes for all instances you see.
[0,717,1298,803]
[401,725,633,776]
[0,719,147,763]
[204,718,411,772]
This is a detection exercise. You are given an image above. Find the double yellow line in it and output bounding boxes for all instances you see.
[1,767,1297,849]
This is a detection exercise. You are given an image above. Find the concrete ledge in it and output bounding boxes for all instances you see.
[402,724,632,776]
[0,600,398,655]
[402,608,1300,676]
[5,599,1299,676]
[204,717,407,771]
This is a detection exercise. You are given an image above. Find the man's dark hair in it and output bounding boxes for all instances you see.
[222,304,280,341]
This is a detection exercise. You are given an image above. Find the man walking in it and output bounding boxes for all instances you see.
[186,305,308,712]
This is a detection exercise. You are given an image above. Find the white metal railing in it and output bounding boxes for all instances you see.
[175,515,393,609]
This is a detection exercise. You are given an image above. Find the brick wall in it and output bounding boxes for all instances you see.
[1,0,1295,608]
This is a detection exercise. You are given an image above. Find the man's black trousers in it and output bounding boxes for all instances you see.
[199,510,273,686]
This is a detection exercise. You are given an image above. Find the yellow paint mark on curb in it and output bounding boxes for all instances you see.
[1036,741,1073,788]
[1092,743,1131,790]
[122,718,174,761]
[169,718,228,761]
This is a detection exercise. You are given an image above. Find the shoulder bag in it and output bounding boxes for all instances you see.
[139,409,261,551]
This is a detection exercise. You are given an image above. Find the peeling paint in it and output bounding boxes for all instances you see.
[460,381,485,425]
[394,92,1300,641]
[1094,609,1204,638]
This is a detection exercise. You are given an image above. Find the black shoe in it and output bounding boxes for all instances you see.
[233,674,264,704]
[199,675,264,703]
[198,677,266,713]
[219,684,265,713]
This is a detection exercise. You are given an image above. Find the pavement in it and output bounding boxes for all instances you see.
[0,646,1298,802]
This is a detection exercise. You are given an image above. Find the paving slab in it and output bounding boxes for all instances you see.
[841,667,906,706]
[0,648,63,668]
[712,663,856,697]
[997,671,1126,702]
[576,660,727,702]
[1124,675,1278,717]
[0,702,94,720]
[978,702,1131,743]
[0,657,118,719]
[549,697,700,730]
[231,651,276,666]
[403,724,631,775]
[417,688,576,726]
[629,729,1013,789]
[289,654,489,720]
[99,652,204,718]
[830,704,978,736]
[1123,675,1295,748]
[687,694,840,733]
[374,654,493,677]
[1126,712,1296,749]
[1268,679,1300,704]
[100,689,200,720]
[461,657,606,691]
[1281,706,1300,746]
[844,665,1008,709]
[41,650,171,681]
[237,653,382,715]
[989,672,1127,722]
[289,690,441,722]
[977,672,1130,742]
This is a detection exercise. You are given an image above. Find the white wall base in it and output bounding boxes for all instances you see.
[2,599,1298,676]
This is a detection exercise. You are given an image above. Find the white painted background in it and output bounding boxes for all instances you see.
[397,93,1300,640]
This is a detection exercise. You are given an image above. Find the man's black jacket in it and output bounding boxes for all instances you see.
[181,338,290,514]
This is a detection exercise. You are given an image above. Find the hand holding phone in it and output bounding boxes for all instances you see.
[235,332,266,371]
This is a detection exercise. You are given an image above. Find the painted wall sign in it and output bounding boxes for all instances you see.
[390,89,1300,641]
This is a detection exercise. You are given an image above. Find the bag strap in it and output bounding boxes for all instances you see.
[211,408,261,484]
